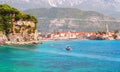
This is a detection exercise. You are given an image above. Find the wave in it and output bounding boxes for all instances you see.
[36,50,120,62]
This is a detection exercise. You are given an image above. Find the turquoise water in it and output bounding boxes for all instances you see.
[0,40,120,72]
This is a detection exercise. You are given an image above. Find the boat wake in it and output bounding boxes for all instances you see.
[37,50,120,62]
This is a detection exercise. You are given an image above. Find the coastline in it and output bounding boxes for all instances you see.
[0,39,118,46]
[4,41,43,46]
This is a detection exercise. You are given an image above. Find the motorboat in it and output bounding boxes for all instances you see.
[66,46,71,51]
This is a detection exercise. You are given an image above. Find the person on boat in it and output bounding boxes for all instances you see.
[66,46,71,51]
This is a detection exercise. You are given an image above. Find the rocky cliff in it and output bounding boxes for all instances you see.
[7,20,38,42]
[0,4,38,45]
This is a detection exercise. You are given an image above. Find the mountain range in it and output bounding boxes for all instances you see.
[1,0,120,18]
[1,0,120,33]
[24,8,120,33]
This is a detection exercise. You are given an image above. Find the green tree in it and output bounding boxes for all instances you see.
[0,4,37,34]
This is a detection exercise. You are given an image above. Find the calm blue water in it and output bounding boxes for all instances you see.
[0,40,120,72]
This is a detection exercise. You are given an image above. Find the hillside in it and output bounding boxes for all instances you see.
[24,8,120,33]
[0,4,37,33]
[24,8,112,19]
[5,0,120,18]
[0,4,38,44]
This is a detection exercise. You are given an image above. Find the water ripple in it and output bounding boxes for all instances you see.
[37,50,120,62]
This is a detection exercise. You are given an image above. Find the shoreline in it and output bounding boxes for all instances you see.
[40,38,116,42]
[3,41,43,46]
[0,39,118,46]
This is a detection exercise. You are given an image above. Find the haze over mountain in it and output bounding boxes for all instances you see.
[1,0,120,33]
[24,8,120,33]
[1,0,120,18]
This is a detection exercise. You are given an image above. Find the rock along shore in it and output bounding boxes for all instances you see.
[5,41,42,45]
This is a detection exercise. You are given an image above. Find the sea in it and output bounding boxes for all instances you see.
[0,40,120,72]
